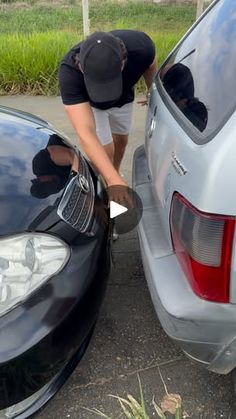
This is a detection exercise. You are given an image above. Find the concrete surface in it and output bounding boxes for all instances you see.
[1,95,236,419]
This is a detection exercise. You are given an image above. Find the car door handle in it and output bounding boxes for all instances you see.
[147,106,157,139]
[148,118,156,138]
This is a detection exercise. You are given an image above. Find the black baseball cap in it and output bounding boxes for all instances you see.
[79,31,123,103]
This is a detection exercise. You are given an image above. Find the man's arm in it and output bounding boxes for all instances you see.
[137,58,158,106]
[143,57,158,90]
[64,102,127,187]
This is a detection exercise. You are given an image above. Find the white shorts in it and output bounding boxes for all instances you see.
[92,102,134,146]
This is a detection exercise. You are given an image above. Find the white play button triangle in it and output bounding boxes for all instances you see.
[110,200,128,219]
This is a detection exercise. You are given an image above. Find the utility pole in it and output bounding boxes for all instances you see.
[82,0,90,37]
[196,0,204,20]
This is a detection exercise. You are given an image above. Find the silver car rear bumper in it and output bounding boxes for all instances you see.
[133,145,236,374]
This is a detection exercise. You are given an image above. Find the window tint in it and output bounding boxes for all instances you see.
[158,0,236,139]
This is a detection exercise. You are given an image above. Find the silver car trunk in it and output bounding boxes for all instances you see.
[145,87,236,238]
[145,0,236,306]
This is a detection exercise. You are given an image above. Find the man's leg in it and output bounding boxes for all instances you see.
[91,108,119,240]
[112,133,128,172]
[92,107,114,162]
[109,102,134,173]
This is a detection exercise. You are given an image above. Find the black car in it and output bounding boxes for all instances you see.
[0,106,111,418]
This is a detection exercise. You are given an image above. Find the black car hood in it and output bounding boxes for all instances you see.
[0,107,73,235]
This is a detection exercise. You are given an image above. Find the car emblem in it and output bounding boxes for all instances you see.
[171,152,187,176]
[78,174,90,193]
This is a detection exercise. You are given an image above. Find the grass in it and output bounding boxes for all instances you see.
[0,31,76,95]
[0,1,196,34]
[85,375,185,419]
[0,30,182,95]
[0,0,196,95]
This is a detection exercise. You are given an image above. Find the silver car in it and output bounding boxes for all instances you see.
[133,0,236,375]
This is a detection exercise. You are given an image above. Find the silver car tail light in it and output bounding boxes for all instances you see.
[170,192,235,303]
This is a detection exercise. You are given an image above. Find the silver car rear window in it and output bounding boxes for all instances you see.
[156,0,236,143]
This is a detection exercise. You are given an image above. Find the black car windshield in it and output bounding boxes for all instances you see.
[157,0,236,139]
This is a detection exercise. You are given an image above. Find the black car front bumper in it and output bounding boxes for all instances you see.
[0,228,110,417]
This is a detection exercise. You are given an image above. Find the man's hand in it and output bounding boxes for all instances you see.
[137,91,151,107]
[106,175,135,210]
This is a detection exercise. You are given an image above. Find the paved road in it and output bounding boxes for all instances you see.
[1,96,235,419]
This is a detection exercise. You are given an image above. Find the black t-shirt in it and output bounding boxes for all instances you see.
[59,30,156,110]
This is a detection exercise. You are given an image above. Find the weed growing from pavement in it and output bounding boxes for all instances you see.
[85,374,187,419]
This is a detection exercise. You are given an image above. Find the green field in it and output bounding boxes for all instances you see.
[0,0,197,95]
[0,1,196,34]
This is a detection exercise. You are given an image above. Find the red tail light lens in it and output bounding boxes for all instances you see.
[170,193,235,303]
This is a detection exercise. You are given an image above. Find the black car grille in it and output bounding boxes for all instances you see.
[57,153,95,233]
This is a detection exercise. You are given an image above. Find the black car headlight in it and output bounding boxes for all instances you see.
[0,233,70,316]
